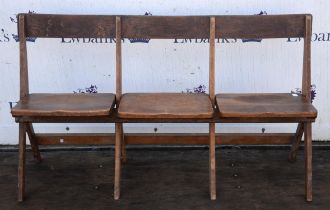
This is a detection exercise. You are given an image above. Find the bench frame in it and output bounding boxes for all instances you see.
[13,13,316,202]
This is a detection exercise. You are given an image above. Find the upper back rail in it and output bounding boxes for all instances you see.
[20,13,310,39]
[20,13,116,38]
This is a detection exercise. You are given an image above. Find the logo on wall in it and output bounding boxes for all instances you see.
[128,12,152,43]
[11,11,37,42]
[0,28,10,42]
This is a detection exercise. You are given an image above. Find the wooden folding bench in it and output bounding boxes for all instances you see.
[11,14,117,201]
[10,13,317,203]
[114,16,217,200]
[214,14,317,202]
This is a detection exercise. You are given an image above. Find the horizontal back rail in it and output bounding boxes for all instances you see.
[22,14,116,38]
[21,14,309,39]
[122,14,308,39]
[121,16,210,38]
[215,15,307,38]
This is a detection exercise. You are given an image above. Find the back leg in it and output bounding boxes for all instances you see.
[18,123,26,202]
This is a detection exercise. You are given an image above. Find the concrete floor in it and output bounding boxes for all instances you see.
[0,147,329,210]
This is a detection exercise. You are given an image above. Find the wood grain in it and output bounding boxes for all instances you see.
[26,123,41,161]
[288,123,304,162]
[34,133,295,145]
[11,93,116,117]
[18,123,26,202]
[209,123,216,200]
[116,16,122,103]
[209,17,215,105]
[302,15,312,102]
[22,14,307,39]
[15,114,316,123]
[114,123,122,200]
[216,93,317,118]
[304,122,312,202]
[122,16,209,39]
[24,14,116,38]
[19,15,29,99]
[215,14,307,38]
[118,93,214,119]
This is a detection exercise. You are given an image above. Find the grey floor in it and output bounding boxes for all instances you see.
[0,147,329,210]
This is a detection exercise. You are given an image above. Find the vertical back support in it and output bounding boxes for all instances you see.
[302,15,313,202]
[18,14,28,202]
[289,15,312,163]
[19,15,29,99]
[116,16,122,103]
[209,17,215,105]
[302,15,312,102]
[114,16,123,201]
[209,17,216,201]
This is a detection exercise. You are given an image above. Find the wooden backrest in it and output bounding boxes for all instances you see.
[21,14,308,39]
[117,14,311,103]
[17,14,117,101]
[119,14,308,39]
[213,15,312,102]
[19,14,312,102]
[116,16,216,104]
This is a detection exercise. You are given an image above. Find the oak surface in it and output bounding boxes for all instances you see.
[12,93,116,117]
[23,13,307,39]
[216,93,317,118]
[118,93,213,119]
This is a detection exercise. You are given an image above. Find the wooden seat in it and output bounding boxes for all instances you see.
[11,93,116,117]
[118,93,213,119]
[216,93,317,118]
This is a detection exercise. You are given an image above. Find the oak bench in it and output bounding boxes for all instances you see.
[11,13,317,202]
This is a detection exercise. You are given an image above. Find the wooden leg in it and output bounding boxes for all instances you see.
[121,125,126,163]
[18,123,26,202]
[289,123,304,162]
[209,123,216,200]
[114,123,122,200]
[26,123,42,162]
[304,122,312,202]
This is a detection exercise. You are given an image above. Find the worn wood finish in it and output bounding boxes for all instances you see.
[209,123,216,200]
[18,123,26,202]
[11,93,116,117]
[122,16,209,39]
[116,16,122,103]
[302,15,312,102]
[23,14,116,38]
[120,125,127,163]
[289,123,304,162]
[114,123,122,200]
[18,16,28,201]
[22,14,307,39]
[209,17,215,105]
[121,15,306,39]
[12,14,316,202]
[34,133,295,145]
[118,93,213,119]
[16,115,316,123]
[304,122,312,202]
[26,123,41,161]
[216,93,317,118]
[215,15,306,38]
[19,15,29,99]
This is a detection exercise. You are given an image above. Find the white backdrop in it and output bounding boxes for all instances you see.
[0,0,329,144]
